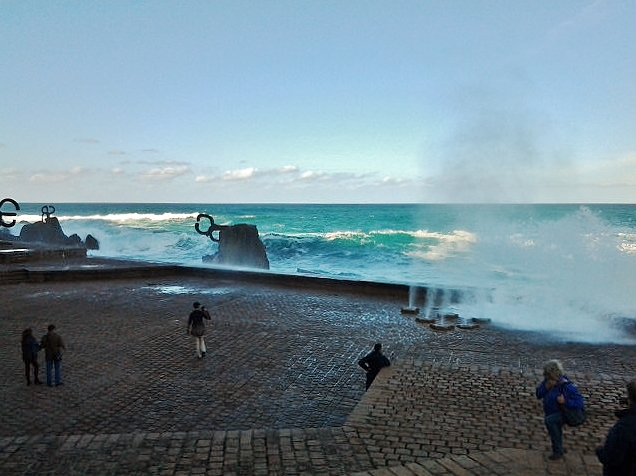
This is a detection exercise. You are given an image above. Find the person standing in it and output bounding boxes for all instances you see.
[536,359,585,460]
[596,379,636,475]
[187,302,211,359]
[40,324,65,387]
[358,343,391,391]
[21,328,42,385]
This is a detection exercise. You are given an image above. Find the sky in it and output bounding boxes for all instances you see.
[1,0,635,204]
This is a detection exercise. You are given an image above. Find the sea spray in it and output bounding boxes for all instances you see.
[9,203,636,343]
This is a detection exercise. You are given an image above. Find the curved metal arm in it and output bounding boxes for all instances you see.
[41,205,56,221]
[0,198,20,228]
[195,213,223,242]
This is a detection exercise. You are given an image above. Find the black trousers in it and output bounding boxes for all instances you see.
[23,358,40,384]
[365,371,379,390]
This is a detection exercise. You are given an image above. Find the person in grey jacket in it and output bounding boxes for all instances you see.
[596,379,636,476]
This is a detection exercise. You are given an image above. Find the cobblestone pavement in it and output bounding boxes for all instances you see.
[1,272,634,475]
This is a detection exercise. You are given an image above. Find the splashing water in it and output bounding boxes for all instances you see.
[9,203,636,343]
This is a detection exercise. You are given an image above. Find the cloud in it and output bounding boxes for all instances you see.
[0,167,22,183]
[579,153,636,187]
[221,167,257,181]
[29,173,66,184]
[194,165,412,195]
[108,150,126,155]
[28,167,91,184]
[73,138,100,144]
[277,165,298,174]
[139,165,191,182]
[299,170,327,181]
[138,159,191,166]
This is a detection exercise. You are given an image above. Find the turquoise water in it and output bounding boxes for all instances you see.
[9,203,636,344]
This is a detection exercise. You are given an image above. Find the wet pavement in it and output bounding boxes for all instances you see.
[1,269,633,475]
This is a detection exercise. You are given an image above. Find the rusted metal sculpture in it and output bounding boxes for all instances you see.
[0,198,20,228]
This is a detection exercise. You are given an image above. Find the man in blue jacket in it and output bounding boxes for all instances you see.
[596,379,636,475]
[536,359,585,460]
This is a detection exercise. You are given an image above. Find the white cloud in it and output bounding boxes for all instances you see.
[29,173,69,184]
[221,167,257,181]
[139,166,191,182]
[277,165,298,174]
[139,159,191,166]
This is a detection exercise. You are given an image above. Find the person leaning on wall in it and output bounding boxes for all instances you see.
[358,342,391,391]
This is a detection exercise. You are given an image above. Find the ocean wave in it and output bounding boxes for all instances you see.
[18,212,200,223]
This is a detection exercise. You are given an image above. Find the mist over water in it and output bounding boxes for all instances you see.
[420,206,636,343]
[10,203,636,344]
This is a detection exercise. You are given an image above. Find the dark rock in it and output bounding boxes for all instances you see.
[203,224,269,269]
[85,234,100,250]
[19,217,86,248]
[0,227,18,242]
[68,233,83,246]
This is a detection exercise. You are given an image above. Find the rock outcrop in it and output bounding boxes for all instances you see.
[203,224,269,269]
[19,217,99,250]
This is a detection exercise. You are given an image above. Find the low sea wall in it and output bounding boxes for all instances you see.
[0,255,411,300]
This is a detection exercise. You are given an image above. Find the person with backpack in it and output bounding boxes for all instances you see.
[536,359,585,460]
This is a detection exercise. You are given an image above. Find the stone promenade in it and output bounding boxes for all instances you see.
[1,267,633,475]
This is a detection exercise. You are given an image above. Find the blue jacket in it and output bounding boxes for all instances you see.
[536,375,584,416]
[596,406,636,476]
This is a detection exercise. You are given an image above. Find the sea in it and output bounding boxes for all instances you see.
[7,203,636,345]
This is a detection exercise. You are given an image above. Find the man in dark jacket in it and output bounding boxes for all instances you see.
[358,343,391,391]
[596,379,636,476]
[40,324,65,387]
[187,302,211,359]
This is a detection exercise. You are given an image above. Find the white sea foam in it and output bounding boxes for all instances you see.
[8,203,636,343]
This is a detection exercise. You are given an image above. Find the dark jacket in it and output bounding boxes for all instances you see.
[358,350,390,378]
[40,331,65,361]
[596,406,636,476]
[188,308,211,336]
[536,376,584,416]
[21,336,40,363]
